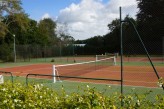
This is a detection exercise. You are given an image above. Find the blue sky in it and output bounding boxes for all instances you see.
[21,0,79,20]
[21,0,109,21]
[21,0,137,40]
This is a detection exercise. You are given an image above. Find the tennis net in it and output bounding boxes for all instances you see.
[52,56,116,82]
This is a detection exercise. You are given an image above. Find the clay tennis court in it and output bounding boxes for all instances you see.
[0,56,164,88]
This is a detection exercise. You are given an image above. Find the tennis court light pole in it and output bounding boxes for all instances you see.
[120,6,124,106]
[13,34,16,62]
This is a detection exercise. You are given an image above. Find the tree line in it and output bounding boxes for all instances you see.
[0,0,164,62]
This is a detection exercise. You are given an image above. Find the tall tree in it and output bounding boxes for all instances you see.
[0,0,29,62]
[0,0,27,37]
[107,19,120,32]
[137,0,164,41]
[137,0,164,54]
[56,23,73,44]
[37,18,57,45]
[25,19,38,44]
[4,14,29,44]
[104,18,120,53]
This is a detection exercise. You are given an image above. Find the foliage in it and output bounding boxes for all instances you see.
[24,19,38,44]
[0,82,164,109]
[0,22,8,37]
[56,23,75,48]
[137,0,164,28]
[135,1,162,41]
[108,18,120,32]
[0,0,23,38]
[0,0,22,15]
[4,14,30,45]
[0,42,13,62]
[83,36,104,55]
[37,18,58,45]
[136,0,164,54]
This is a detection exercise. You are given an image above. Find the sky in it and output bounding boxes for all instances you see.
[21,0,138,40]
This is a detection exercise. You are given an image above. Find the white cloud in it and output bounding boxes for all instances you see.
[57,0,138,40]
[41,13,51,20]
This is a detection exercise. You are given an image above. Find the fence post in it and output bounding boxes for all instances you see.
[52,65,56,83]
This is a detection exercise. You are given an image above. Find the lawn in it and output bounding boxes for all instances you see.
[2,76,163,100]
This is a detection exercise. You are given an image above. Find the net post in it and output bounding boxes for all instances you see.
[52,65,56,83]
[0,75,4,84]
[96,55,98,61]
[113,56,116,65]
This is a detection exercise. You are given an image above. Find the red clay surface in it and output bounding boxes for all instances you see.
[0,57,164,88]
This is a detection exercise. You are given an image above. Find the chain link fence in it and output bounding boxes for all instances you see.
[15,44,77,62]
[122,20,164,88]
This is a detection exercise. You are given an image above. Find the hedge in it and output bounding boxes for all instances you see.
[0,82,164,109]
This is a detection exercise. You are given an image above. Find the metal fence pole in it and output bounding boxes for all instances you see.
[120,6,124,106]
[13,34,16,62]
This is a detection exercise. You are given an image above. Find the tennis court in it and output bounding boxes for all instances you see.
[0,56,163,88]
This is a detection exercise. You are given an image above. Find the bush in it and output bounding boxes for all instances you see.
[0,82,164,108]
[0,43,13,62]
[51,59,55,62]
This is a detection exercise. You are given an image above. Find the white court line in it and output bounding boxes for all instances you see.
[0,63,51,69]
[123,80,157,84]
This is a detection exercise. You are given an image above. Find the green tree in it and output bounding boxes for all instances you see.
[137,0,164,54]
[56,23,73,44]
[104,16,137,54]
[104,18,120,53]
[137,0,164,41]
[107,19,120,32]
[0,0,30,62]
[37,18,57,45]
[0,0,24,37]
[24,19,38,44]
[4,14,29,44]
